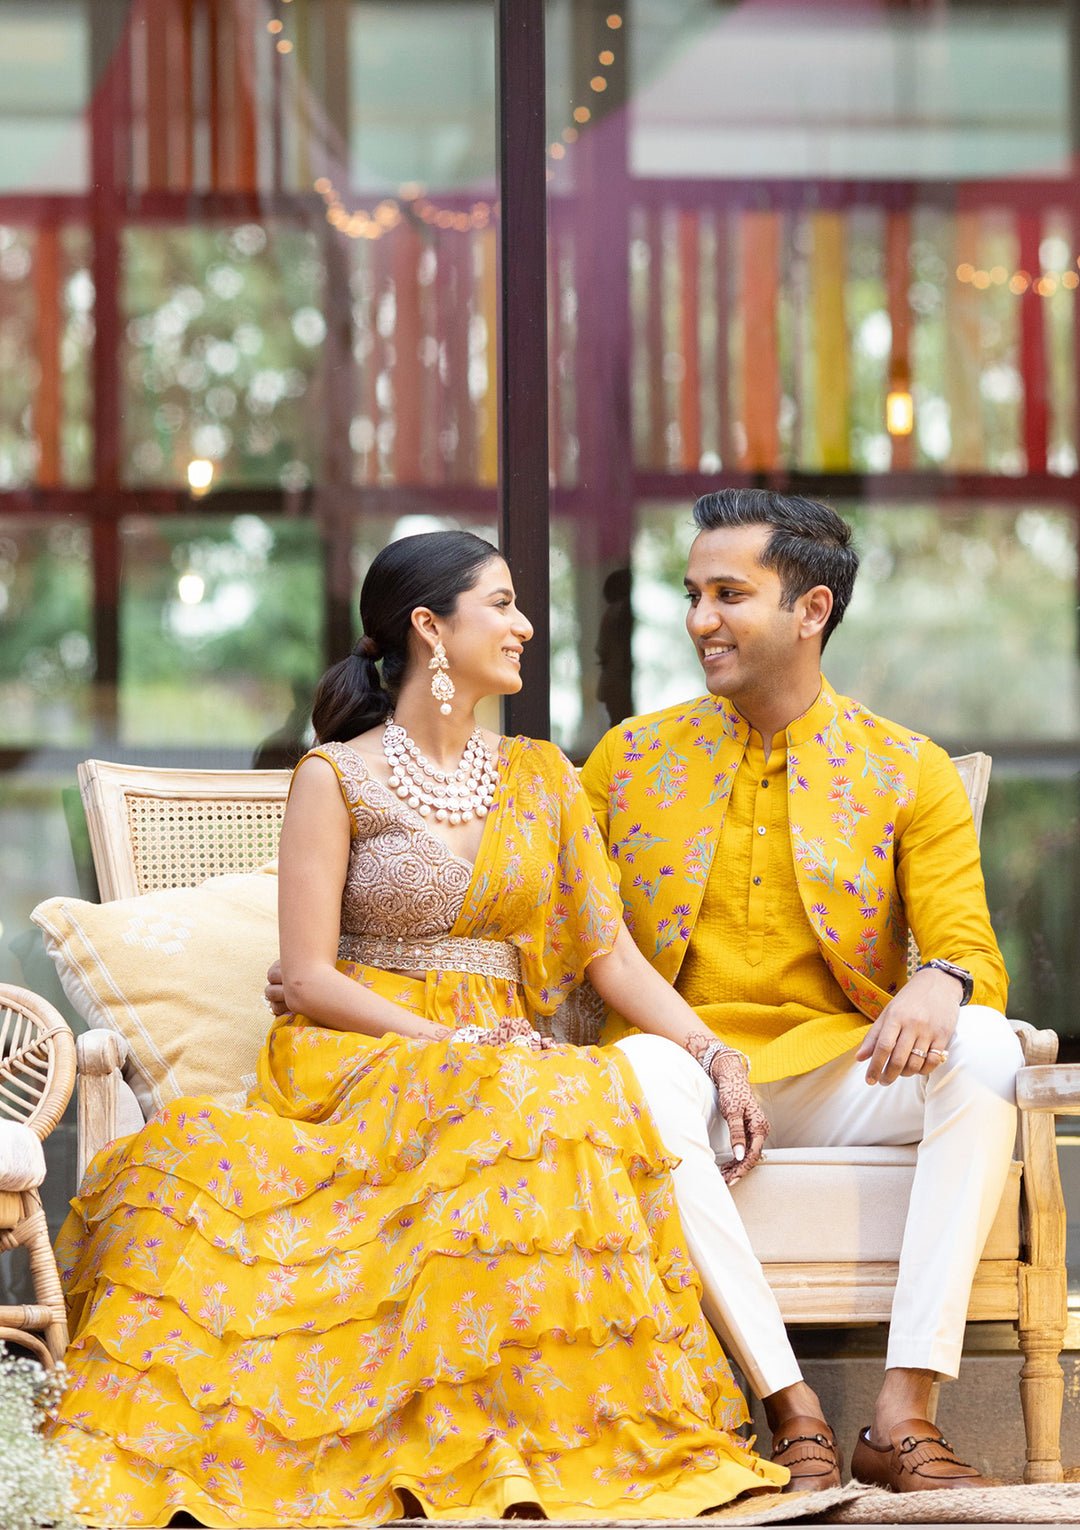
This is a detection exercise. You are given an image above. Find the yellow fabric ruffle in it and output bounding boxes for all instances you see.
[54,967,785,1526]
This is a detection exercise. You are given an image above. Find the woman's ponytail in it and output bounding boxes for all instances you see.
[311,638,391,742]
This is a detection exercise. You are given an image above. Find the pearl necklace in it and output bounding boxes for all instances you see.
[383,715,497,824]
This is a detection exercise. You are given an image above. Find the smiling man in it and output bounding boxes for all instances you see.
[580,487,1020,1493]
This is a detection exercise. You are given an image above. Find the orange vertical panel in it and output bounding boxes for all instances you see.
[233,0,258,191]
[714,210,733,468]
[476,226,499,487]
[678,211,701,471]
[740,211,780,471]
[392,223,424,483]
[34,226,62,486]
[947,212,983,469]
[809,211,850,470]
[886,211,913,470]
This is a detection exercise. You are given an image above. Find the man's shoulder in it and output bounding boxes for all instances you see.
[598,694,721,750]
[825,684,935,755]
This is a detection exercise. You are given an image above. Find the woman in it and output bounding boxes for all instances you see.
[53,531,784,1526]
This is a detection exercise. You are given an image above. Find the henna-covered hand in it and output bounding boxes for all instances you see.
[685,1031,769,1184]
[451,1016,545,1052]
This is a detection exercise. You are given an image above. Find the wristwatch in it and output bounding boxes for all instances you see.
[916,958,974,1006]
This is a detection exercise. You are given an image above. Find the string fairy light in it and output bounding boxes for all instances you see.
[272,4,625,240]
[955,261,1080,297]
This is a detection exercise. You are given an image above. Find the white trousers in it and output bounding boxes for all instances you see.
[616,1006,1022,1399]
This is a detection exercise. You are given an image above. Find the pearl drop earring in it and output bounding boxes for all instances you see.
[429,640,455,716]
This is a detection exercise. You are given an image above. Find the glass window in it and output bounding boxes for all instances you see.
[545,0,1080,1063]
[0,517,92,746]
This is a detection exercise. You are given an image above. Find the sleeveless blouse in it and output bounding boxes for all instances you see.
[311,740,475,941]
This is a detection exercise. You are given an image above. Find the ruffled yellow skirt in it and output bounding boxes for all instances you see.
[53,962,785,1525]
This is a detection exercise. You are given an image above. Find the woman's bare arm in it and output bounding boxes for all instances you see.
[277,755,450,1042]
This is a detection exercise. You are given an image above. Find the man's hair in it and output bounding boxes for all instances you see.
[691,488,859,650]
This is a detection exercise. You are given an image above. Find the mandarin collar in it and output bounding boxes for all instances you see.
[706,676,835,750]
[784,678,837,748]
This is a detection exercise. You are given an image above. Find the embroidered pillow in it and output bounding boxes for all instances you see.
[31,868,278,1119]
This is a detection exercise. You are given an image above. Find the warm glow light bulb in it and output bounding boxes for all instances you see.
[187,458,214,494]
[886,390,914,437]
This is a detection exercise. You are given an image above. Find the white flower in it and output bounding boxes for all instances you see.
[0,1354,81,1529]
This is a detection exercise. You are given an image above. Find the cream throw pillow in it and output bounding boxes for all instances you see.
[32,868,278,1119]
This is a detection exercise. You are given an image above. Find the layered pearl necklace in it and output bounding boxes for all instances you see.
[383,715,497,824]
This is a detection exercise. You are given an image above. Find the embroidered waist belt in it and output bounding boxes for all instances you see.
[339,933,522,983]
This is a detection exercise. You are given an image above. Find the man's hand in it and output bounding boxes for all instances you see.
[264,958,288,1016]
[710,1051,770,1184]
[855,966,963,1085]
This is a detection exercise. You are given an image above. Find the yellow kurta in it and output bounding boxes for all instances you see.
[584,681,1008,1083]
[674,734,868,1080]
[52,736,784,1526]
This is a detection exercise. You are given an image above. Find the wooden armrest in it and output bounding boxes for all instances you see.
[75,1031,131,1182]
[1016,1064,1080,1115]
[76,1030,129,1075]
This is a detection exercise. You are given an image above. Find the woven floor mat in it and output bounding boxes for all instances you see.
[375,1479,1080,1525]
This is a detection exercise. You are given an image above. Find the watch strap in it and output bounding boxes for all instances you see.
[916,958,974,1006]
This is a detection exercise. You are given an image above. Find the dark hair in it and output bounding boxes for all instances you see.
[311,530,500,742]
[691,488,859,649]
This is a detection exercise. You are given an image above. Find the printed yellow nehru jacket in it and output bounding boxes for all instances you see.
[580,680,1008,1057]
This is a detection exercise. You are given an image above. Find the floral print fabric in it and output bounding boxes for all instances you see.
[52,735,784,1525]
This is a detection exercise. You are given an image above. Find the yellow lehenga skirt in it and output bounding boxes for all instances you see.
[52,959,786,1526]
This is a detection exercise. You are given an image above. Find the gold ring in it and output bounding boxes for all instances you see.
[910,1047,927,1058]
[929,1047,949,1062]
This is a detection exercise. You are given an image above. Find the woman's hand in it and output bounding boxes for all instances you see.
[684,1030,769,1183]
[707,1049,770,1185]
[264,958,287,1017]
[451,1016,546,1051]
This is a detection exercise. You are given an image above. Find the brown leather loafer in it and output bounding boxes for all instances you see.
[850,1418,986,1491]
[771,1415,842,1492]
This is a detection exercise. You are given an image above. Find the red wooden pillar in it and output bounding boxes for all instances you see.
[1019,211,1049,475]
[33,225,62,487]
[234,0,259,192]
[89,2,131,742]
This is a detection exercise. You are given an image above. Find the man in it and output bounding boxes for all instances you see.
[579,487,1020,1492]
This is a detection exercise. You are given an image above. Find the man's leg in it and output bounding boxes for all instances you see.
[758,1007,1021,1487]
[616,1032,802,1399]
[616,1034,844,1487]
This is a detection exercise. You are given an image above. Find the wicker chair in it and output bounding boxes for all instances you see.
[78,758,292,902]
[68,753,1073,1480]
[0,985,76,1365]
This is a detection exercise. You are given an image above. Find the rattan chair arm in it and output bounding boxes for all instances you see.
[0,985,76,1140]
